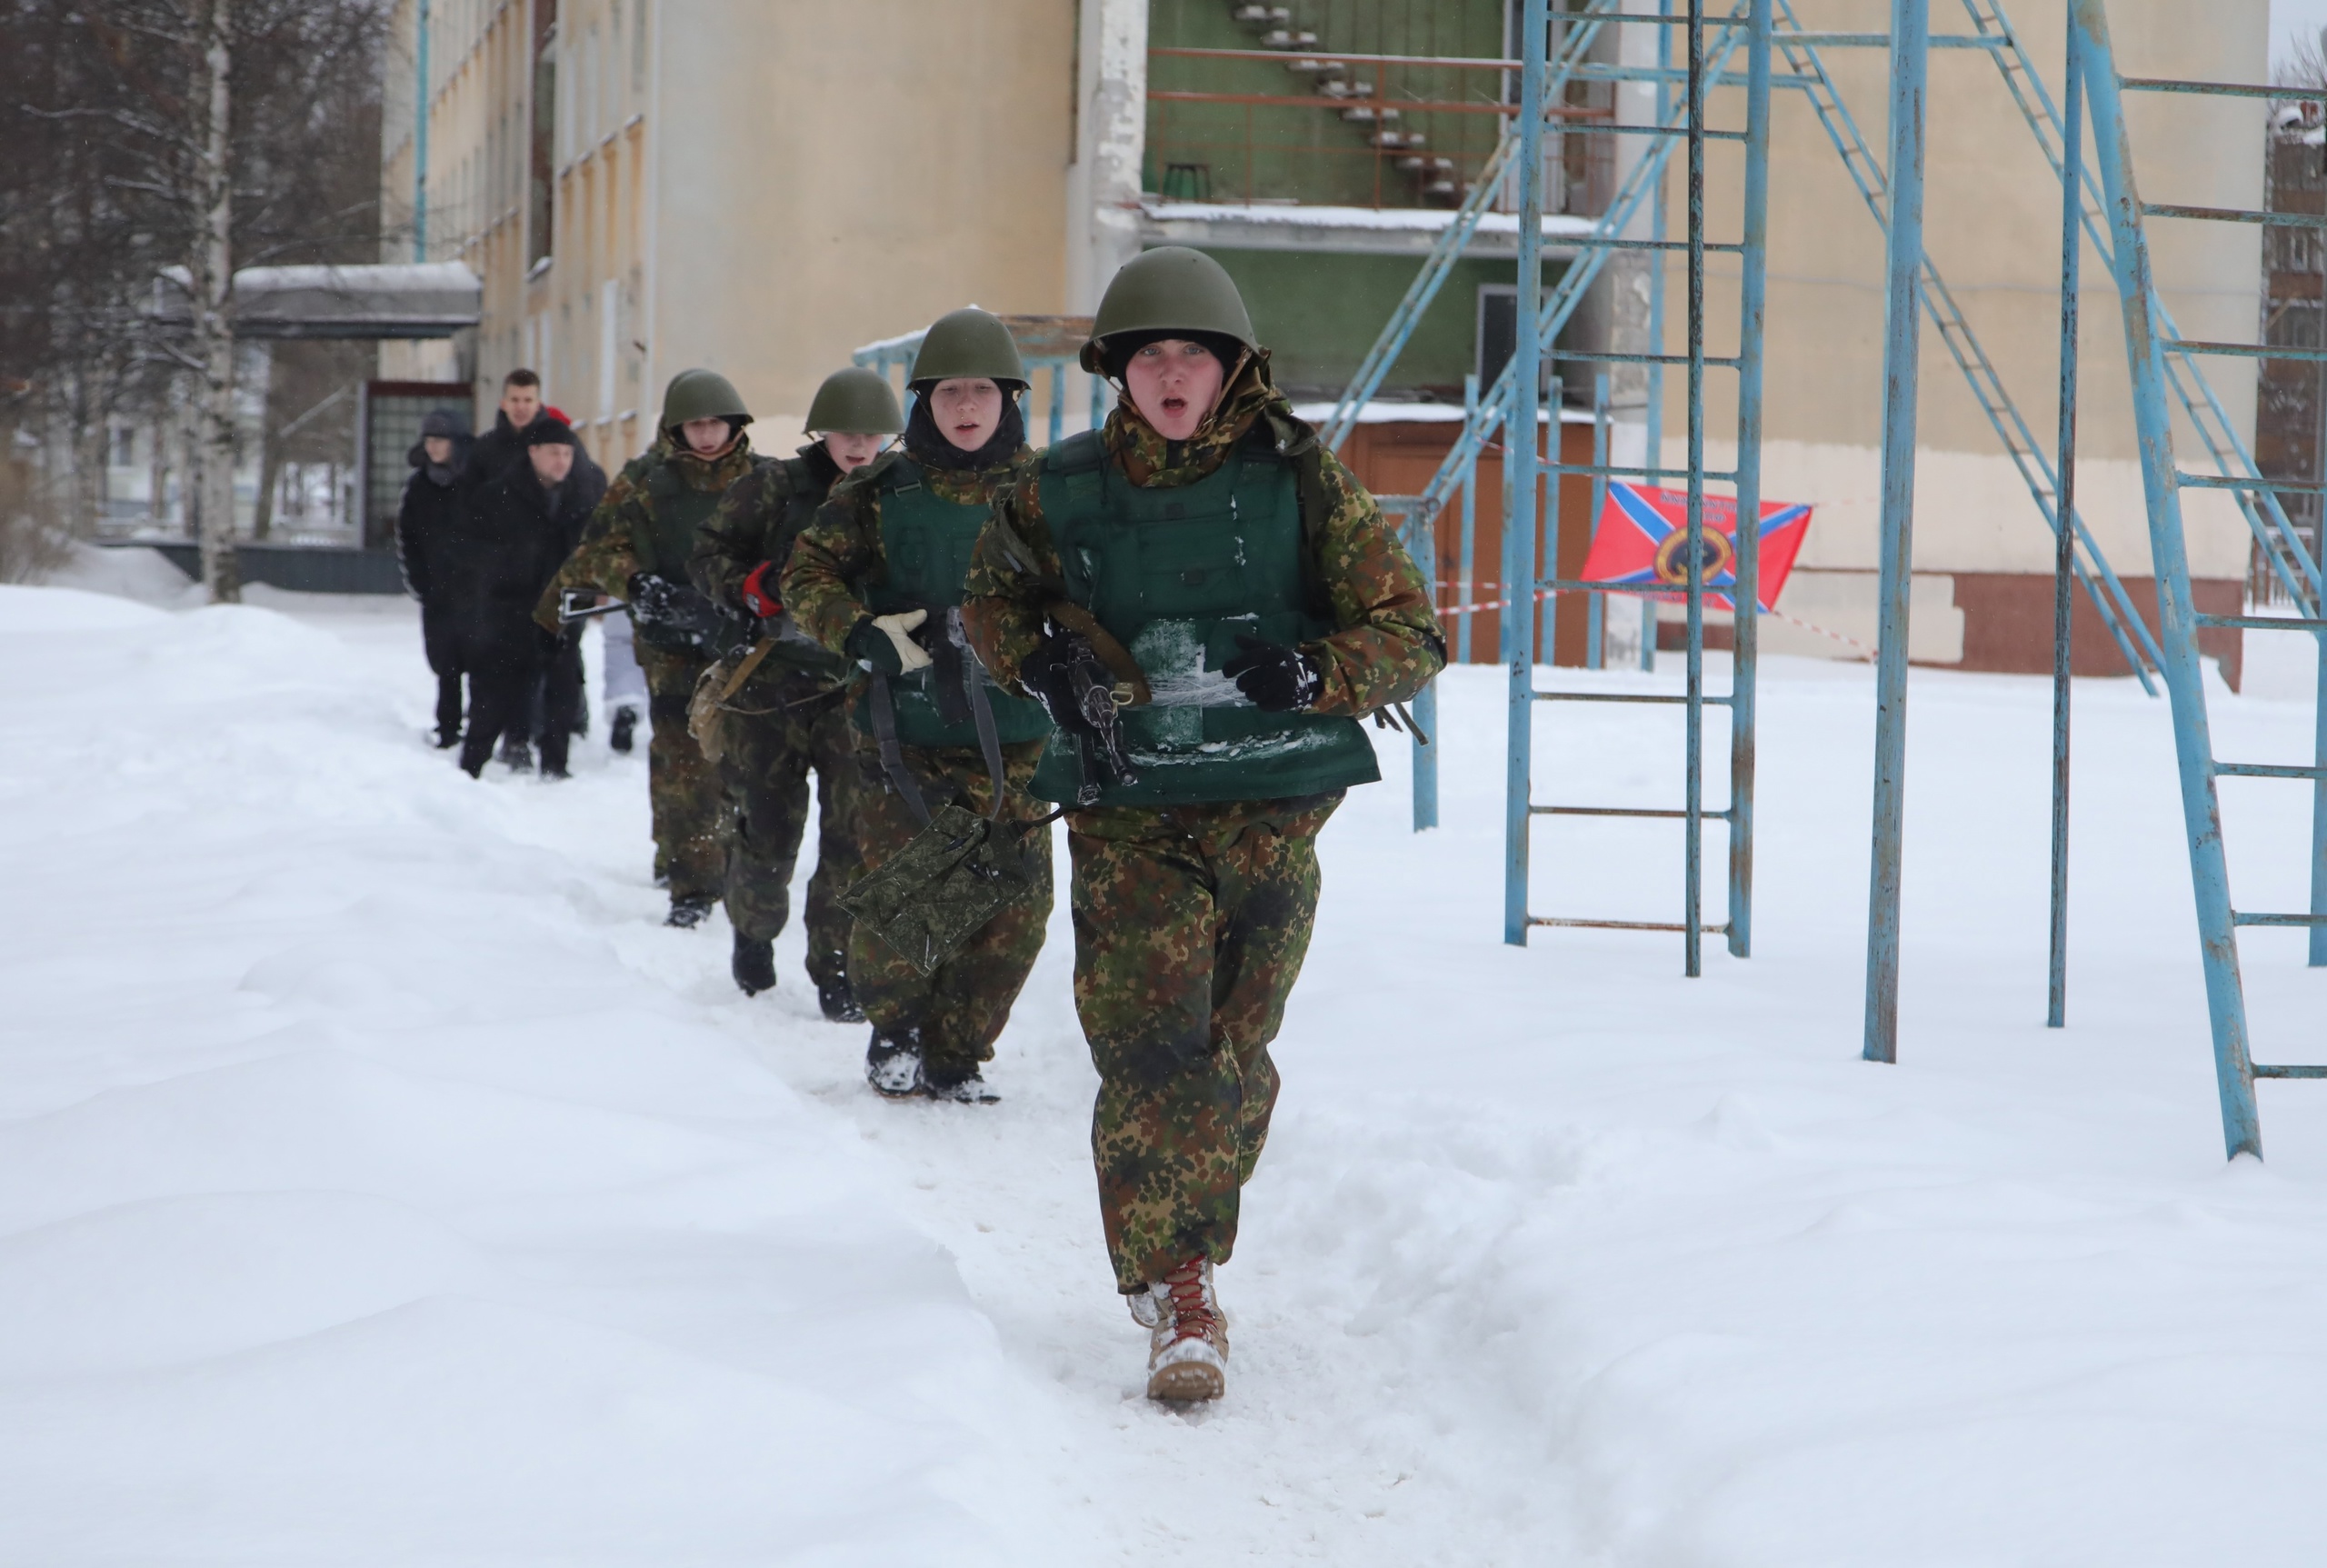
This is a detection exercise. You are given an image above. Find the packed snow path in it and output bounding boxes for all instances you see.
[5,572,2327,1565]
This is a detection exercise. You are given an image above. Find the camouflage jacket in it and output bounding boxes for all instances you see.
[779,443,1034,656]
[960,364,1445,719]
[689,441,852,684]
[690,441,844,611]
[534,433,761,632]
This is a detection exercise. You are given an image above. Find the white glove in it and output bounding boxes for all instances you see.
[873,609,934,674]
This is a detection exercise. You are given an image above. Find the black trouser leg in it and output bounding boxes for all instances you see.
[460,671,527,776]
[539,639,584,775]
[434,672,464,744]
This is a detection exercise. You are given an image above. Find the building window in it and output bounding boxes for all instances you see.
[528,0,557,267]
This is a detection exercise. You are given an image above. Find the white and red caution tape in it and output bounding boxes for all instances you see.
[1434,582,1876,660]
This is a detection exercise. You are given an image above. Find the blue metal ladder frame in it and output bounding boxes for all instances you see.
[1332,0,2203,974]
[1491,0,1773,974]
[2068,0,2327,1158]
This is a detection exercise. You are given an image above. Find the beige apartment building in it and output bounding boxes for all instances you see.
[378,0,2268,674]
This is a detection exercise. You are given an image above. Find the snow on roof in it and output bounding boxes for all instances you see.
[152,263,481,339]
[1142,198,1603,239]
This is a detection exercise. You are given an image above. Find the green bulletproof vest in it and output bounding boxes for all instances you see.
[638,455,738,578]
[754,454,847,676]
[1030,429,1380,807]
[856,455,1051,750]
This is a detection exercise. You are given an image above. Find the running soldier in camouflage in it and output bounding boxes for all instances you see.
[962,248,1443,1403]
[539,370,760,925]
[784,309,1054,1104]
[691,367,905,1014]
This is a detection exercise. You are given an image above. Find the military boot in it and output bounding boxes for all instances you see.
[1144,1255,1228,1403]
[864,1026,924,1099]
[921,1064,998,1104]
[610,704,639,754]
[731,930,775,995]
[665,894,716,929]
[817,964,865,1024]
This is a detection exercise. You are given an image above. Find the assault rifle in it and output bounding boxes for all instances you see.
[556,587,627,624]
[1054,632,1138,805]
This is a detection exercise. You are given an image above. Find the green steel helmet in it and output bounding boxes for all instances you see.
[659,367,753,433]
[909,307,1028,390]
[803,366,906,435]
[1080,246,1259,375]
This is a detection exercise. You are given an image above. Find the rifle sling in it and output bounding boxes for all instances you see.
[864,673,933,828]
[963,643,1007,824]
[711,638,777,705]
[983,506,1154,708]
[1043,600,1151,707]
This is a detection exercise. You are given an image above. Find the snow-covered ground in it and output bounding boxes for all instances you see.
[5,564,2326,1565]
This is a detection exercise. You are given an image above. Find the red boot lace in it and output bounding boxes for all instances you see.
[1161,1255,1217,1344]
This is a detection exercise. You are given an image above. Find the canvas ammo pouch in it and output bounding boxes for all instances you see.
[836,800,1051,977]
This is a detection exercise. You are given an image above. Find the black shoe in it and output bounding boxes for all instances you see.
[817,972,865,1024]
[665,894,716,929]
[434,729,461,750]
[500,737,534,774]
[922,1065,999,1104]
[732,931,775,994]
[865,1027,924,1099]
[610,705,639,754]
[540,763,570,781]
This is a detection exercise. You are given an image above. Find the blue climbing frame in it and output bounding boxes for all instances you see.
[2062,0,2327,1158]
[1340,0,2193,974]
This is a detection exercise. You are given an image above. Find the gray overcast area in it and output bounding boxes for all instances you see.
[2277,0,2327,67]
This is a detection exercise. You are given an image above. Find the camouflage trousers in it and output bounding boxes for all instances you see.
[849,734,1054,1077]
[719,671,859,989]
[1065,792,1342,1294]
[639,644,729,902]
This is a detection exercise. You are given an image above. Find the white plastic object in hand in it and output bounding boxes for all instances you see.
[873,609,934,673]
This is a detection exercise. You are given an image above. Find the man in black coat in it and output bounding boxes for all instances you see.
[457,415,606,780]
[467,367,544,488]
[394,406,476,747]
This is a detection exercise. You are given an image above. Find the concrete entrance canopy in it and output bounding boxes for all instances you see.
[1139,197,1600,261]
[151,263,482,340]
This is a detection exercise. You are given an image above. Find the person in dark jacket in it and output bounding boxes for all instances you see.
[458,415,606,779]
[394,406,475,747]
[466,367,544,489]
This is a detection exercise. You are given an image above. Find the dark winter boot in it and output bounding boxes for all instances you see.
[921,1064,999,1104]
[865,1026,924,1100]
[732,931,775,995]
[817,965,865,1024]
[1144,1255,1228,1403]
[610,704,640,754]
[434,673,464,748]
[665,894,716,929]
[499,734,534,774]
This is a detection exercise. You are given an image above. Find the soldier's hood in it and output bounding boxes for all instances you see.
[1104,350,1310,489]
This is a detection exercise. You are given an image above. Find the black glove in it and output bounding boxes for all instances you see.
[1222,634,1322,714]
[1018,632,1093,733]
[844,616,905,676]
[626,573,744,656]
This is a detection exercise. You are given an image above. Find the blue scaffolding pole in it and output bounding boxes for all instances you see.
[1862,0,1928,1065]
[2070,0,2327,1159]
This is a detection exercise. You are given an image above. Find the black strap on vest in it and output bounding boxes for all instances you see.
[864,673,932,828]
[963,649,1007,824]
